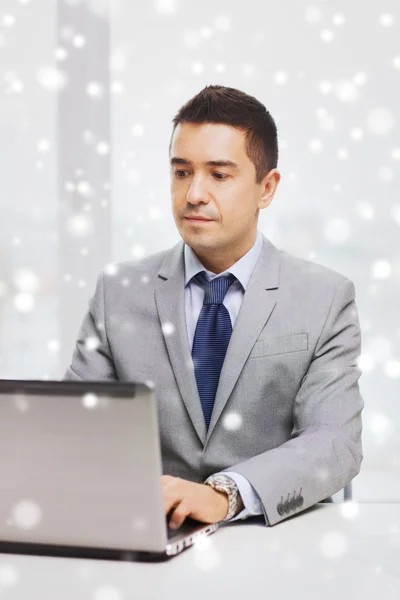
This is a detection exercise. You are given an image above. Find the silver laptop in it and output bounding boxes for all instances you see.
[0,379,218,561]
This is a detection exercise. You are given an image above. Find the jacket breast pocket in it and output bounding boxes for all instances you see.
[249,333,308,359]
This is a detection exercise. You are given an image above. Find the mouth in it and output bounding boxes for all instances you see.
[184,217,213,223]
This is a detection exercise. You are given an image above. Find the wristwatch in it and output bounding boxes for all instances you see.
[204,473,239,521]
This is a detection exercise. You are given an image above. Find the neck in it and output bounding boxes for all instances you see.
[193,231,257,274]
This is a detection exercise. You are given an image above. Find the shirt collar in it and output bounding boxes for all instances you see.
[184,229,263,291]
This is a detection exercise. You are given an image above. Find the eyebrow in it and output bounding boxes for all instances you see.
[170,157,239,170]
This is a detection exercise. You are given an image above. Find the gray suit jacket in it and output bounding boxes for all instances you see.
[64,234,364,526]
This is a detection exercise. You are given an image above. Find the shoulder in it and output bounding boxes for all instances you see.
[276,248,356,308]
[279,248,351,288]
[100,246,174,284]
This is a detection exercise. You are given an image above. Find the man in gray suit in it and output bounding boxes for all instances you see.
[64,85,363,530]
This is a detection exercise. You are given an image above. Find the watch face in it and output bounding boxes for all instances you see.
[215,475,235,487]
[206,476,238,519]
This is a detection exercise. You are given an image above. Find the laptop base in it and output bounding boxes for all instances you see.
[0,540,173,562]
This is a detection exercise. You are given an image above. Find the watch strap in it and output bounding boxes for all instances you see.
[204,473,239,521]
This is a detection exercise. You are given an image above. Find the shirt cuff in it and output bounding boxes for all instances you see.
[215,471,264,522]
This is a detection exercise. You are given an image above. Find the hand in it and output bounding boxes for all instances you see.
[162,475,230,530]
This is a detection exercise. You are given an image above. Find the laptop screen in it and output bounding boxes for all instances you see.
[0,381,167,553]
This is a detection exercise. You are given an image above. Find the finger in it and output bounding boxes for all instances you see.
[162,475,175,485]
[168,502,189,530]
[162,476,180,488]
[164,481,183,512]
[164,496,181,518]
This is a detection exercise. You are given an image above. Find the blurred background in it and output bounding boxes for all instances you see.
[0,0,399,500]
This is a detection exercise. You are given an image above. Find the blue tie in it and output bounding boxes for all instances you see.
[191,271,237,430]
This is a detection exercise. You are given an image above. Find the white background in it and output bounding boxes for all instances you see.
[0,0,399,497]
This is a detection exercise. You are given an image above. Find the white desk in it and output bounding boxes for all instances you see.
[0,503,399,599]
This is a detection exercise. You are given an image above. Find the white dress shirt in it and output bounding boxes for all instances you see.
[184,229,265,522]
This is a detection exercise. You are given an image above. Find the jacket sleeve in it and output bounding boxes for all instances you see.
[63,271,118,381]
[220,277,364,526]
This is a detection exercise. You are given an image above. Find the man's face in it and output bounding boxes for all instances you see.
[170,122,276,257]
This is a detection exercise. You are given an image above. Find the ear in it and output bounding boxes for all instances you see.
[258,169,281,209]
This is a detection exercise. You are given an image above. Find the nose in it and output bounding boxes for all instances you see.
[185,175,209,206]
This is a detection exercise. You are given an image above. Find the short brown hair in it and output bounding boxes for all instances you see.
[170,85,278,184]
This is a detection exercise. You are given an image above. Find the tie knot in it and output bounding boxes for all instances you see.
[193,271,236,305]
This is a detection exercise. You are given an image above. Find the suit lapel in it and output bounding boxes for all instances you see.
[154,241,207,446]
[205,235,281,444]
[154,234,281,448]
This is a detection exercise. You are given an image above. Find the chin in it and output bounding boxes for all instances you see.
[187,237,220,254]
[178,220,223,249]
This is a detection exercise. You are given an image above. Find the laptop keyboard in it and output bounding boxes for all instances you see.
[166,517,206,540]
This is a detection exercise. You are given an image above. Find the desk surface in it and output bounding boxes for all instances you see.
[1,503,399,599]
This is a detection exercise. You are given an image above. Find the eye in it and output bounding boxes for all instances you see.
[213,173,229,180]
[174,170,189,178]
